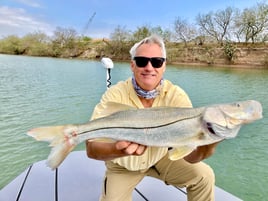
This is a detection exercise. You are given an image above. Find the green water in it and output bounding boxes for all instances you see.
[0,54,267,201]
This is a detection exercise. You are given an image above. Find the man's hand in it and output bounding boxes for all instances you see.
[115,141,147,155]
[184,141,221,163]
[86,140,147,161]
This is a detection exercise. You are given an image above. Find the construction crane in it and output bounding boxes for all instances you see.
[82,12,96,35]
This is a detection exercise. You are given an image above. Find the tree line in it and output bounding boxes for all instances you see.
[0,2,267,61]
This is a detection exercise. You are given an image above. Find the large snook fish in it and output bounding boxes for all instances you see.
[27,100,262,170]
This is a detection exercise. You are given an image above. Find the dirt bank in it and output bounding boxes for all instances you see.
[165,46,268,69]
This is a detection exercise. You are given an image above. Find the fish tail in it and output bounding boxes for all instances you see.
[27,125,79,170]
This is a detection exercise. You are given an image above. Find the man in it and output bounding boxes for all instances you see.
[86,35,219,201]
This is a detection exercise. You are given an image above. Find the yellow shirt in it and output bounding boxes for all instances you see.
[91,77,192,171]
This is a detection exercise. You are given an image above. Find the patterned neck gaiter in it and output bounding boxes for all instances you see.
[132,76,164,99]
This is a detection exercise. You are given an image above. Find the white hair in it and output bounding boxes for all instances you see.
[129,35,166,59]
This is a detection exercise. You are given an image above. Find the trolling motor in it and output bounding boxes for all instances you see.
[101,57,114,88]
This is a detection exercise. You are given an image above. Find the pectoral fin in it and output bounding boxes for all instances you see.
[168,146,195,160]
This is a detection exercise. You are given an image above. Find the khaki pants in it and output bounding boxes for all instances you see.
[100,154,215,201]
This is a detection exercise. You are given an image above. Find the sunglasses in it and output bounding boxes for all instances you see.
[133,57,166,68]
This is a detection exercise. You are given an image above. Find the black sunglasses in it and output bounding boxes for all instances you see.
[134,57,166,68]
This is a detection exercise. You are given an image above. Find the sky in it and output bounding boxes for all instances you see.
[0,0,265,39]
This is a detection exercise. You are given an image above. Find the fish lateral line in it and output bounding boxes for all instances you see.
[77,114,203,136]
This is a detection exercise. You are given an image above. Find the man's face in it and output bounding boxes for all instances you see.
[131,43,166,91]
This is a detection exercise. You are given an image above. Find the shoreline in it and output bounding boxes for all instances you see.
[1,53,267,70]
[170,61,267,69]
[112,57,268,69]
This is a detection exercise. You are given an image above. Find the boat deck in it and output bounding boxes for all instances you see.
[0,151,242,201]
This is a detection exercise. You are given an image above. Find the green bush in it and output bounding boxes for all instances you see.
[223,42,237,63]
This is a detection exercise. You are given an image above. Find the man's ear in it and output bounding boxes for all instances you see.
[130,60,135,72]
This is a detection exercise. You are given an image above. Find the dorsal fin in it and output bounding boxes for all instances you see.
[98,102,136,117]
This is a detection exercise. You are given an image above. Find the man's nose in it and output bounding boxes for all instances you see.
[144,61,154,69]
